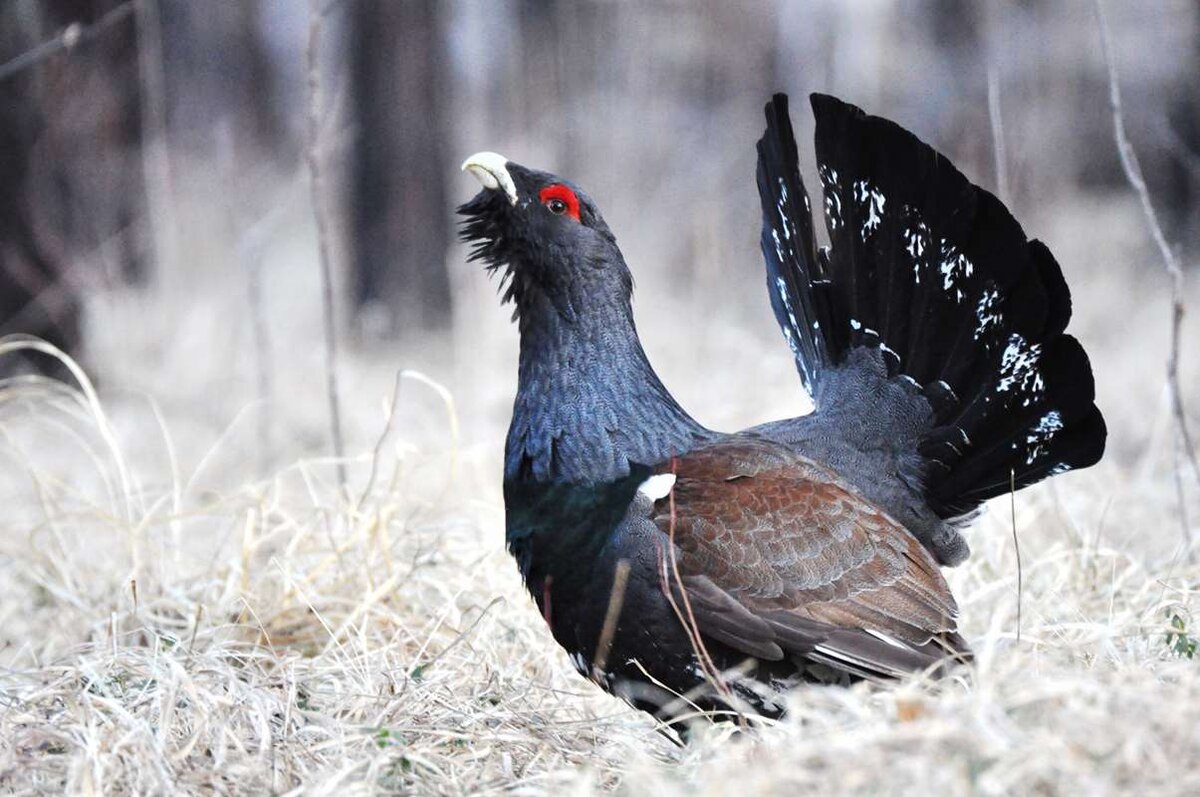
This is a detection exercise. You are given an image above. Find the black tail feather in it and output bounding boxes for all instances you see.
[756,94,832,400]
[756,93,1106,520]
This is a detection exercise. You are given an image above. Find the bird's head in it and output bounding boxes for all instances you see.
[458,152,630,322]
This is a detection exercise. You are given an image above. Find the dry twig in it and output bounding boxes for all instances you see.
[659,458,731,703]
[1094,0,1198,555]
[0,1,135,83]
[592,559,631,675]
[986,63,1010,206]
[306,0,348,490]
[136,0,179,281]
[1010,469,1023,642]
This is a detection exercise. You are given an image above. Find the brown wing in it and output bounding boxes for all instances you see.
[650,436,969,678]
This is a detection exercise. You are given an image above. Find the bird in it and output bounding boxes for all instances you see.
[458,93,1106,729]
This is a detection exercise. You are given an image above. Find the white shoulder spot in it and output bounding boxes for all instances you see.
[637,473,677,501]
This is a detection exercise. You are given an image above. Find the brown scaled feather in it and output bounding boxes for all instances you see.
[650,436,970,679]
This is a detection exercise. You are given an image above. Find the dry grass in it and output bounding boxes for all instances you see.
[1,201,1198,794]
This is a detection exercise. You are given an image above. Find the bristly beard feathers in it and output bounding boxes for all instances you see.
[458,191,525,315]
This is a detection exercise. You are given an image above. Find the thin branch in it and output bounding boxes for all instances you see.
[187,602,204,652]
[230,174,304,473]
[987,62,1010,206]
[1010,469,1022,643]
[306,2,347,490]
[1095,0,1198,554]
[135,0,179,280]
[236,199,293,475]
[355,370,404,513]
[658,459,732,704]
[592,559,631,675]
[0,1,135,84]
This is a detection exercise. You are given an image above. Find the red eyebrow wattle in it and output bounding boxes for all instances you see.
[538,184,581,221]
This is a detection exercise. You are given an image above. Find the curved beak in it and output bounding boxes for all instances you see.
[461,151,518,206]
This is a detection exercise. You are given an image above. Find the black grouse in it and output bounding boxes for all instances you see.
[458,94,1106,727]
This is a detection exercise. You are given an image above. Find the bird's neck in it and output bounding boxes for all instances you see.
[505,292,706,484]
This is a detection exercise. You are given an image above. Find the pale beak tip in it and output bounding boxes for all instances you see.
[462,151,518,206]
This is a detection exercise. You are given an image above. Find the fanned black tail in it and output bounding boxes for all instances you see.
[755,95,832,399]
[757,93,1106,520]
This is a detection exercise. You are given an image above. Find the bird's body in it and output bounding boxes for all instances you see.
[459,94,1106,728]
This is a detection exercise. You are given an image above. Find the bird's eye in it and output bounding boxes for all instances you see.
[538,184,581,221]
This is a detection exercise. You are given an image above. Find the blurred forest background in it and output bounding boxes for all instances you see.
[1,0,1198,529]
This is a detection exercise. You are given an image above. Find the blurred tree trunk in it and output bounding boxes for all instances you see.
[158,0,288,167]
[0,81,84,376]
[347,0,452,338]
[0,0,143,376]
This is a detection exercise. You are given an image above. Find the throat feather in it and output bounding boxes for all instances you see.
[505,317,707,484]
